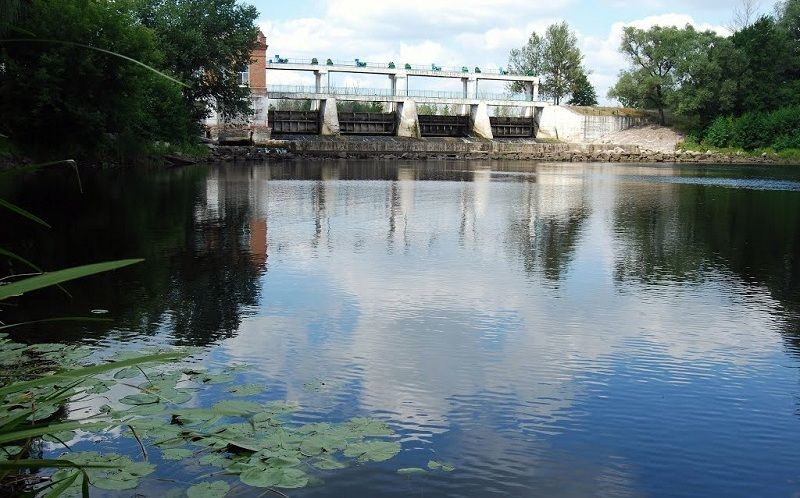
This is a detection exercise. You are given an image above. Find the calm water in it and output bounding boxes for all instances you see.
[2,161,800,497]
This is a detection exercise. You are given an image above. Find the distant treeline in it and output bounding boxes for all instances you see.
[608,0,800,152]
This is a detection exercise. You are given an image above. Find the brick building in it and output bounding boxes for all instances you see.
[206,29,270,143]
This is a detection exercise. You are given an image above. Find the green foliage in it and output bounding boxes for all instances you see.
[0,0,259,161]
[703,116,734,147]
[567,70,598,106]
[507,22,588,105]
[134,0,259,122]
[0,0,194,160]
[610,5,800,129]
[694,105,800,152]
[0,331,407,496]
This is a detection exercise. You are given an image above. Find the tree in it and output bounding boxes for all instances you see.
[608,25,694,124]
[134,0,259,122]
[0,0,192,158]
[507,32,545,94]
[730,0,762,31]
[507,22,586,105]
[542,22,584,105]
[732,16,799,112]
[567,70,598,106]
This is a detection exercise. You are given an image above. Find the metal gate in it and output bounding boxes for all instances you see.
[339,112,396,135]
[419,115,470,137]
[268,110,319,134]
[490,117,536,138]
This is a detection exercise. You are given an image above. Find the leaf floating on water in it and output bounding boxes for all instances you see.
[398,467,427,475]
[343,441,401,462]
[187,480,230,498]
[114,367,141,380]
[212,400,263,414]
[195,373,235,385]
[239,466,309,489]
[26,343,64,353]
[311,456,347,470]
[427,460,455,472]
[119,393,160,406]
[346,418,394,437]
[161,448,194,461]
[224,384,265,397]
[199,453,228,468]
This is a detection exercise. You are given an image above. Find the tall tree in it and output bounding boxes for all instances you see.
[134,0,259,122]
[542,22,583,105]
[608,25,693,124]
[507,32,545,94]
[567,70,598,106]
[507,22,587,105]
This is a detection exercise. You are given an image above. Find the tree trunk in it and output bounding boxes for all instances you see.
[658,106,665,125]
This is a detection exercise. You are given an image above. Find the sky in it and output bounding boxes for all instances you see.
[250,0,773,104]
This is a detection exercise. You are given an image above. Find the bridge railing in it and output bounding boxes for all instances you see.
[266,56,535,77]
[268,85,535,102]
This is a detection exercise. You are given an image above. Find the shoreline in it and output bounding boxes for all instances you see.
[206,136,787,165]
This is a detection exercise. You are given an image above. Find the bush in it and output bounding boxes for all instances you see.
[702,106,800,152]
[703,116,733,148]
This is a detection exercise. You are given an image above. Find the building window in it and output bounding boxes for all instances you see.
[239,66,250,87]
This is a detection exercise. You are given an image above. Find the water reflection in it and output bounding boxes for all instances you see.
[2,161,800,497]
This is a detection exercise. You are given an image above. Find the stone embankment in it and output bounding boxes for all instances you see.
[206,138,779,164]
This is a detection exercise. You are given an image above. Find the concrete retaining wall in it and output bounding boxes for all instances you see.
[537,106,652,142]
[285,138,640,158]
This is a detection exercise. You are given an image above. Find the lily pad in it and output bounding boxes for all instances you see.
[343,441,401,462]
[312,457,347,470]
[398,467,427,475]
[428,460,455,472]
[224,384,265,397]
[239,467,309,489]
[161,448,194,460]
[119,393,160,405]
[187,480,230,498]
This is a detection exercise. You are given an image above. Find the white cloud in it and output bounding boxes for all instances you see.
[262,2,734,103]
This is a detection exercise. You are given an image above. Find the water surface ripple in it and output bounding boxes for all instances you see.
[2,161,800,497]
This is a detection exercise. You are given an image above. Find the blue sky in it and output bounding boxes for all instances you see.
[249,0,773,103]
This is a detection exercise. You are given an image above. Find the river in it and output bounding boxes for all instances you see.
[2,161,800,497]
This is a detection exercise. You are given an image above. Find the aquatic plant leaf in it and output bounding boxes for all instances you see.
[311,457,347,470]
[199,453,228,468]
[398,467,427,475]
[114,367,141,380]
[427,460,455,471]
[187,480,230,498]
[83,379,116,394]
[0,421,106,445]
[119,393,160,406]
[0,198,51,228]
[92,476,139,490]
[224,384,265,397]
[212,400,263,414]
[27,343,64,353]
[196,373,235,385]
[43,470,80,498]
[0,351,186,397]
[0,259,143,301]
[161,448,193,461]
[346,418,394,437]
[239,466,309,489]
[343,441,401,462]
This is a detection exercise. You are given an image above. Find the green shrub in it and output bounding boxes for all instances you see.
[703,116,733,148]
